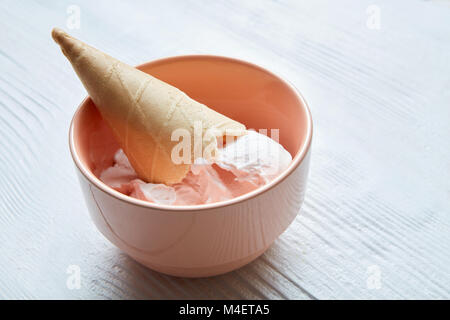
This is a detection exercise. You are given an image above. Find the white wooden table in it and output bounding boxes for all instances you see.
[1,0,449,299]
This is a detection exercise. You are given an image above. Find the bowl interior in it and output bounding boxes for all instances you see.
[72,56,310,180]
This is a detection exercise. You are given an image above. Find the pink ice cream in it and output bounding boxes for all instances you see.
[99,131,292,205]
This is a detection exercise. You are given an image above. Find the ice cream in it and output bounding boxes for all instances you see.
[52,28,292,206]
[99,130,292,205]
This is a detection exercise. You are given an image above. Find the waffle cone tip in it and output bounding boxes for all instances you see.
[51,27,84,61]
[51,27,67,44]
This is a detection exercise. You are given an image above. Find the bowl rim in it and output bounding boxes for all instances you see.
[69,54,313,212]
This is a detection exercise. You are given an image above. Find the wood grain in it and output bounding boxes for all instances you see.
[0,0,449,299]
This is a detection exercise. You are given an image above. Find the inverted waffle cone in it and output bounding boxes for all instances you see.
[52,28,246,184]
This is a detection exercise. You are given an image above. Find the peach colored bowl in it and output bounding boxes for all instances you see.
[69,55,312,278]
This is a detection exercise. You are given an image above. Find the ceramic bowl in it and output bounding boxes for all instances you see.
[69,55,312,277]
